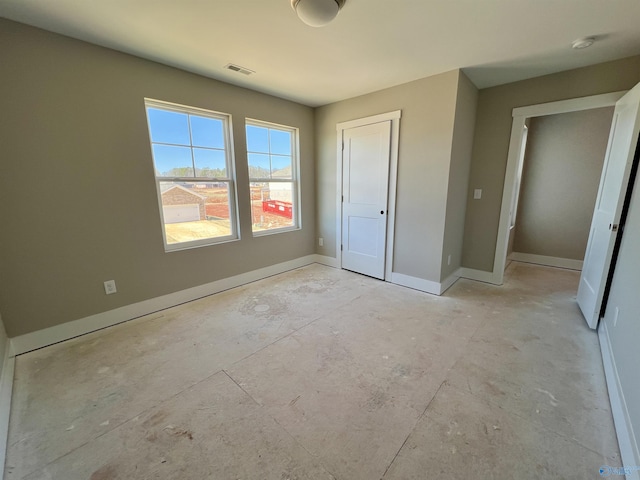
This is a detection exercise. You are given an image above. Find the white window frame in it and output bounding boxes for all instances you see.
[144,98,239,251]
[245,119,301,236]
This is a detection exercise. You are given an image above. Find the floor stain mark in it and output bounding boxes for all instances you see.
[163,425,194,440]
[142,410,169,429]
[90,464,116,480]
[535,388,559,406]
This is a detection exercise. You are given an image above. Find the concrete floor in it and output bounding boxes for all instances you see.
[5,262,619,479]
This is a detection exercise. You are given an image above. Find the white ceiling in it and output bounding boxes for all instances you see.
[1,0,640,107]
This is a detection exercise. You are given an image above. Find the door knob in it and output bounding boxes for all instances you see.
[380,210,384,215]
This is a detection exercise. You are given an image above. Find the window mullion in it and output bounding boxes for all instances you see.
[187,114,197,177]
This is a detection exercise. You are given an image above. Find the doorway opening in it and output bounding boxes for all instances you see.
[492,92,626,285]
[506,107,615,271]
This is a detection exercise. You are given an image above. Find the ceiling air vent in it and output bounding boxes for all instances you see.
[224,63,255,75]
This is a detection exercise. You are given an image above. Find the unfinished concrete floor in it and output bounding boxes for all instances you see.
[5,262,619,479]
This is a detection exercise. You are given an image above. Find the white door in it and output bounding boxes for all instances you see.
[577,82,640,329]
[341,121,391,279]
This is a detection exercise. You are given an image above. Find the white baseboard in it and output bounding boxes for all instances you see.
[389,272,457,296]
[0,338,14,480]
[599,322,640,480]
[313,254,339,268]
[510,252,583,271]
[457,267,502,285]
[439,270,460,294]
[10,255,319,356]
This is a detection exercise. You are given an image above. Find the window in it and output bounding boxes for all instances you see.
[245,120,300,234]
[145,99,238,251]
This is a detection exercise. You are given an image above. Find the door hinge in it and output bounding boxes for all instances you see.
[341,244,343,251]
[342,195,344,202]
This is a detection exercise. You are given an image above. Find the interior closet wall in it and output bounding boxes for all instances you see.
[511,107,614,262]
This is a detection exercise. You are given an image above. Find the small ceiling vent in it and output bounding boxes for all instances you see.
[224,63,255,75]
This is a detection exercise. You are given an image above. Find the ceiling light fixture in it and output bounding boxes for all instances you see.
[291,0,346,27]
[571,37,595,50]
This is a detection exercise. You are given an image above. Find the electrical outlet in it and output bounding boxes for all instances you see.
[474,189,482,200]
[447,254,451,266]
[104,280,117,295]
[319,237,324,247]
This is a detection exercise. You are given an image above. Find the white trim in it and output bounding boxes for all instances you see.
[335,110,402,280]
[494,114,527,285]
[385,117,401,280]
[335,126,343,270]
[389,271,459,296]
[599,322,640,480]
[510,252,583,271]
[10,255,319,356]
[390,272,441,295]
[457,267,501,285]
[493,91,627,286]
[512,91,627,118]
[439,270,460,294]
[336,110,402,132]
[313,254,340,268]
[0,339,14,480]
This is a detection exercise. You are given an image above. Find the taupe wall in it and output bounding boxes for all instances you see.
[441,73,478,280]
[315,71,461,282]
[0,19,315,337]
[461,55,640,272]
[513,107,613,260]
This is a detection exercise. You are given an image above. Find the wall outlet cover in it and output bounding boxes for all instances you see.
[104,280,117,295]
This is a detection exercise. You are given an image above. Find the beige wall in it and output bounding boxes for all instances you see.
[461,55,640,272]
[315,70,461,282]
[440,73,478,280]
[513,107,613,260]
[0,19,315,337]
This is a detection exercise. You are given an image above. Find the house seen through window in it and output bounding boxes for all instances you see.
[246,120,300,234]
[145,99,238,251]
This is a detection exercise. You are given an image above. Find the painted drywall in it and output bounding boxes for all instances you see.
[0,315,7,366]
[0,19,315,337]
[440,72,478,281]
[513,107,614,260]
[315,70,460,282]
[602,166,640,466]
[461,55,640,272]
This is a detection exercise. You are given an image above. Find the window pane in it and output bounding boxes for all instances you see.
[194,148,227,177]
[250,182,294,233]
[270,129,291,155]
[248,153,271,177]
[152,144,194,177]
[271,155,292,178]
[246,125,269,153]
[190,116,224,149]
[147,108,190,145]
[160,181,232,244]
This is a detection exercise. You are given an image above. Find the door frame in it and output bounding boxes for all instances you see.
[487,91,626,285]
[336,110,401,280]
